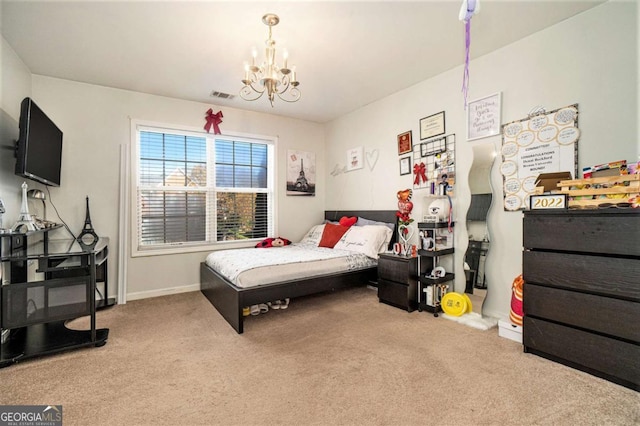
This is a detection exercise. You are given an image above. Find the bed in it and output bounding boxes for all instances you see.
[200,210,398,333]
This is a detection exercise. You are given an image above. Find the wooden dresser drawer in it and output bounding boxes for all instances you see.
[524,283,640,342]
[378,278,417,311]
[378,255,419,283]
[523,317,640,390]
[523,212,640,256]
[523,251,640,301]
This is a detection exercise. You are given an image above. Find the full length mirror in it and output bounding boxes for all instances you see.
[464,143,495,315]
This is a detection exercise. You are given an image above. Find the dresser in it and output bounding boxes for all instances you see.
[377,253,426,312]
[522,209,640,390]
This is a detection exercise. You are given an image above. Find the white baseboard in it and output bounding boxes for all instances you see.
[127,283,200,301]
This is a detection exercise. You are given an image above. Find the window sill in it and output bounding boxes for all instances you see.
[131,240,258,257]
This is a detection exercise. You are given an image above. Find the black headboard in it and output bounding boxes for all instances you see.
[324,210,398,249]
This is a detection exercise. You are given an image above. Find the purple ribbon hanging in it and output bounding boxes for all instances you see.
[462,19,471,108]
[460,0,477,109]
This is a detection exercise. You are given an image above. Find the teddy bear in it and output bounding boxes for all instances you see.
[255,237,292,248]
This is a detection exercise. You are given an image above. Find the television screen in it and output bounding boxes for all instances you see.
[467,193,492,221]
[15,97,63,187]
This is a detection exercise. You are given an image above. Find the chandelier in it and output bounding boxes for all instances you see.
[240,13,300,106]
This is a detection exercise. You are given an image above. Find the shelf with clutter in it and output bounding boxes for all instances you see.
[557,174,639,209]
[416,195,455,316]
[534,160,640,209]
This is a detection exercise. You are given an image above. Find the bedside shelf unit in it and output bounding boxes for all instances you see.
[417,222,455,316]
[523,209,639,391]
[1,228,110,367]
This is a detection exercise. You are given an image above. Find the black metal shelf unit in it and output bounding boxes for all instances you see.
[0,227,110,367]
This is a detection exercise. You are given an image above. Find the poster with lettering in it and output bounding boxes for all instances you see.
[500,104,579,211]
[467,92,501,141]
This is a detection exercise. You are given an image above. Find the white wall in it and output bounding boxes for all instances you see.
[26,76,325,300]
[0,36,33,227]
[325,1,638,319]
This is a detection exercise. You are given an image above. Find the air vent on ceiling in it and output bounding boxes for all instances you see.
[210,90,235,100]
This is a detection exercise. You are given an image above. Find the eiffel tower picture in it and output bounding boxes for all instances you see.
[286,151,315,196]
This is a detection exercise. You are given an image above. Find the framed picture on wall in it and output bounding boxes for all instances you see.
[397,131,413,155]
[286,150,316,196]
[421,136,446,157]
[467,92,501,141]
[420,111,446,140]
[346,146,364,171]
[399,156,411,175]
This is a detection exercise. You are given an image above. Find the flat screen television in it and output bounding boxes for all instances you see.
[15,97,63,187]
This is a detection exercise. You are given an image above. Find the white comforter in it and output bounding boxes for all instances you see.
[205,243,376,288]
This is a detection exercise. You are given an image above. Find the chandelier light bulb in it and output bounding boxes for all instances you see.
[243,62,250,83]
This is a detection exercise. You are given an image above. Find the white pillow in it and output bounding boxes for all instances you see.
[334,225,392,259]
[299,224,325,246]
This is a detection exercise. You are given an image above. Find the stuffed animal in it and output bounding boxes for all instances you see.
[255,237,292,248]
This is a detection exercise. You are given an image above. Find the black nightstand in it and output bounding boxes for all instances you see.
[377,253,426,312]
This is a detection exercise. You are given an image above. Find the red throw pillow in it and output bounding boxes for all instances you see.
[319,223,350,248]
[339,216,357,227]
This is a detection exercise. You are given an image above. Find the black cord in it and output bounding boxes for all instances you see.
[45,186,77,240]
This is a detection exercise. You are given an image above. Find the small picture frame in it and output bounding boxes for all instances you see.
[421,136,447,157]
[397,131,413,155]
[399,156,412,175]
[420,111,446,140]
[529,194,568,210]
[346,146,364,171]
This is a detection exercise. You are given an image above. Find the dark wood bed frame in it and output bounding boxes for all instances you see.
[200,210,398,334]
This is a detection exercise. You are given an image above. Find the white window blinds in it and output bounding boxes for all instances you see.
[134,125,274,253]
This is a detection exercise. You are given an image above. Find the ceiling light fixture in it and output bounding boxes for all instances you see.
[240,14,300,106]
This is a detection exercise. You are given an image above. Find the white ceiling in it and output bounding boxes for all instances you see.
[1,1,604,123]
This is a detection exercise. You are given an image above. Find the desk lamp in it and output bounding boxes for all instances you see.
[27,189,46,220]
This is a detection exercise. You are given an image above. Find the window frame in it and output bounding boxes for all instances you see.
[130,119,277,257]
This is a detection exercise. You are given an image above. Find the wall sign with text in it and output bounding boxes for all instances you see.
[467,92,501,141]
[500,104,579,211]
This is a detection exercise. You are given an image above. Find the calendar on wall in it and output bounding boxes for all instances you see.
[412,134,456,196]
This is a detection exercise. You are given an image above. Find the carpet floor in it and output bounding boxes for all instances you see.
[1,286,638,425]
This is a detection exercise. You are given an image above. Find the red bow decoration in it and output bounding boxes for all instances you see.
[413,162,427,185]
[204,109,223,134]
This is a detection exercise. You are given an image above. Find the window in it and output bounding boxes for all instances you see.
[132,122,275,255]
